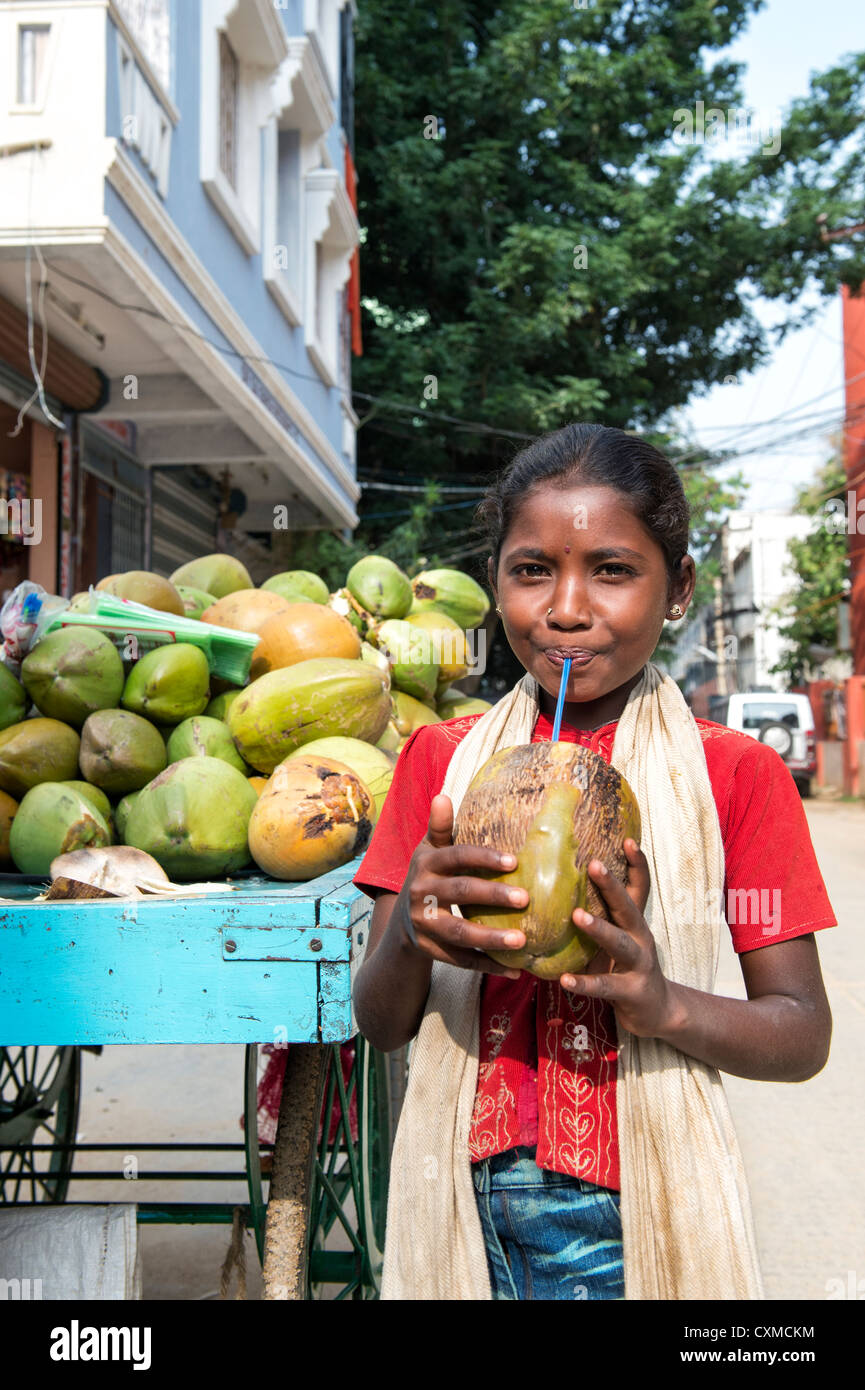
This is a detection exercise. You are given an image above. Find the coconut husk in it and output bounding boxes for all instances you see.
[34,846,237,900]
[453,741,640,900]
[452,742,641,978]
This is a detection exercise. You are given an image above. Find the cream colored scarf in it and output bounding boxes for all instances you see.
[380,664,764,1300]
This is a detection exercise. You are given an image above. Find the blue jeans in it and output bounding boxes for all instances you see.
[471,1145,625,1300]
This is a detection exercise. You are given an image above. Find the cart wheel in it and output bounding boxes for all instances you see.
[262,1039,395,1300]
[0,1047,80,1204]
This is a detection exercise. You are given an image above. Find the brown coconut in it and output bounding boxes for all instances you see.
[96,571,185,616]
[452,742,641,980]
[248,755,373,881]
[249,604,361,680]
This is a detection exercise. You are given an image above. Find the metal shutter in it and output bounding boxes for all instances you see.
[150,468,219,578]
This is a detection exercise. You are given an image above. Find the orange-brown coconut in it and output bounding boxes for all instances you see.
[249,604,361,680]
[452,742,641,979]
[200,589,291,634]
[248,755,374,881]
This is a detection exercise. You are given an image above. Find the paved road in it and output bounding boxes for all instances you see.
[63,799,864,1300]
[718,799,865,1302]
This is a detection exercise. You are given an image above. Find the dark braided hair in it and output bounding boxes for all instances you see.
[475,423,691,583]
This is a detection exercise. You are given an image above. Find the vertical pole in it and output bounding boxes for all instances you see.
[144,465,154,570]
[842,287,865,676]
[58,414,77,598]
[714,528,729,696]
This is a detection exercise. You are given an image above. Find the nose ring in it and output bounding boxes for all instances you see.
[547,607,553,616]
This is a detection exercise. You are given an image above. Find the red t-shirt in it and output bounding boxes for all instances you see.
[353,709,836,1191]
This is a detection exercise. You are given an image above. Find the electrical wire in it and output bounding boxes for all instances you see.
[44,263,536,444]
[43,260,865,464]
[9,150,65,435]
[359,479,487,494]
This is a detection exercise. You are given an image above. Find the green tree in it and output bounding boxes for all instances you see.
[770,456,850,685]
[353,0,865,489]
[288,482,452,591]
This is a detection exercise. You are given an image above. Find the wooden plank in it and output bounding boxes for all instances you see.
[319,912,371,1043]
[318,962,352,1043]
[220,924,349,962]
[319,880,369,930]
[0,862,370,1045]
[0,894,319,928]
[0,912,320,1045]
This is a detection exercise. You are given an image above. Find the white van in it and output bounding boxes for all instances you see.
[707,691,817,795]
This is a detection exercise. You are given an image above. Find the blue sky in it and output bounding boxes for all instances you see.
[678,0,860,510]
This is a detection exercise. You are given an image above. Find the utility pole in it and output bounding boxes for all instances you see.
[818,216,865,676]
[713,524,729,696]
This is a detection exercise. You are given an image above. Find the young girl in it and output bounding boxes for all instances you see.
[351,423,835,1301]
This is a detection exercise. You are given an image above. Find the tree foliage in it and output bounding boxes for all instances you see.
[288,483,450,591]
[353,0,865,491]
[770,454,850,685]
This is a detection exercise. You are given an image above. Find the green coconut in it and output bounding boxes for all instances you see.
[204,689,243,721]
[10,783,112,876]
[346,556,413,621]
[121,644,210,725]
[124,757,258,879]
[176,586,218,620]
[409,569,490,629]
[372,618,439,703]
[21,628,124,728]
[262,571,328,604]
[79,709,167,795]
[375,691,442,755]
[228,658,391,774]
[114,791,141,841]
[404,610,472,691]
[59,781,113,824]
[0,718,81,798]
[166,716,247,773]
[453,743,641,980]
[169,554,253,599]
[436,690,493,719]
[0,664,27,732]
[284,737,396,821]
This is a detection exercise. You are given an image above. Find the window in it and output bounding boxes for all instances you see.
[219,31,239,189]
[264,34,336,323]
[304,167,357,384]
[17,25,50,106]
[117,37,173,197]
[742,702,800,731]
[200,1,289,256]
[113,0,171,94]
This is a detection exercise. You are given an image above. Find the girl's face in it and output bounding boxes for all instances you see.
[488,481,696,725]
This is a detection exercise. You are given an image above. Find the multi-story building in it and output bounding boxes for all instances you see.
[668,509,825,712]
[0,0,360,595]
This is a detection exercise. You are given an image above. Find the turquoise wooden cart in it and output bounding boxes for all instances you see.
[0,861,402,1300]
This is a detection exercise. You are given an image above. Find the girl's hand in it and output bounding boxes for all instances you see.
[390,793,529,978]
[560,839,677,1038]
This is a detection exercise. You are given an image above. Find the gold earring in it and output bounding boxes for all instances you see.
[495,605,502,615]
[668,604,683,619]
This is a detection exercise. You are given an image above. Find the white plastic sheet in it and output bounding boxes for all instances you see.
[0,1204,141,1299]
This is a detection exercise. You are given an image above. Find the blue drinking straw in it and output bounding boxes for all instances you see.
[550,658,572,742]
